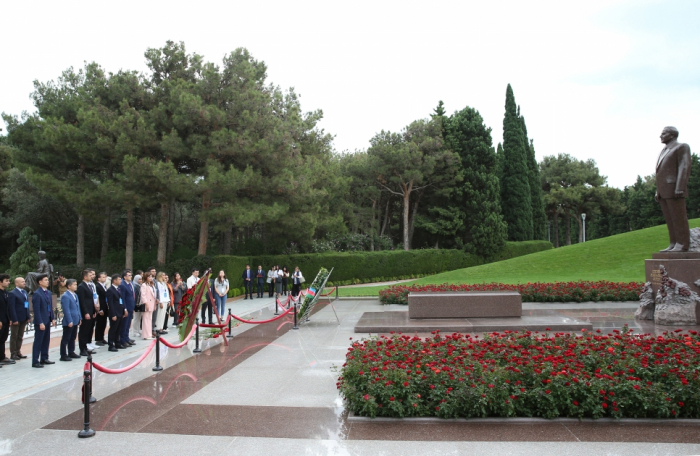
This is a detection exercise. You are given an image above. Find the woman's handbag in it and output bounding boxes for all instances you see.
[168,305,176,318]
[299,274,305,284]
[135,302,145,312]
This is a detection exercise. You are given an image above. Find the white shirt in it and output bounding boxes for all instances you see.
[187,275,199,289]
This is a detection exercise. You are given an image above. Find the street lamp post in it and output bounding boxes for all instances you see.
[581,213,586,243]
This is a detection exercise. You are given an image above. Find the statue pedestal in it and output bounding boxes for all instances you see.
[645,252,700,296]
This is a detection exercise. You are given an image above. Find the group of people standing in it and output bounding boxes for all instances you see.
[242,265,303,300]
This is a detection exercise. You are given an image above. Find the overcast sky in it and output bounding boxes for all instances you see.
[2,0,698,188]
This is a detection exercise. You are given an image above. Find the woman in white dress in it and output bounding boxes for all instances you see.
[154,271,171,333]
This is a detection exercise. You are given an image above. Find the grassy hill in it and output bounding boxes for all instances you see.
[338,218,700,296]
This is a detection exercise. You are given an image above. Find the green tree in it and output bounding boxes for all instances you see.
[8,227,39,277]
[500,85,532,241]
[687,153,700,218]
[519,113,547,240]
[444,106,507,256]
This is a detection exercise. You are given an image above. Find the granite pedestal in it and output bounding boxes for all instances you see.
[645,252,700,297]
[408,291,521,319]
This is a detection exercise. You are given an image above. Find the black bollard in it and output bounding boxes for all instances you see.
[274,297,280,316]
[293,300,299,330]
[194,318,202,353]
[153,332,163,371]
[227,308,233,339]
[87,352,97,403]
[78,367,96,438]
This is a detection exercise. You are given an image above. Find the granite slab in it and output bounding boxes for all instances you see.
[408,291,521,319]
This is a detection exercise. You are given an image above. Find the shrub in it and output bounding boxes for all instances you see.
[338,328,700,419]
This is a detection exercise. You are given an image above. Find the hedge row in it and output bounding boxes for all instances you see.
[211,241,552,290]
[53,256,212,282]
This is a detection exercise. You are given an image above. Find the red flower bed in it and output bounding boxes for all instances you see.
[379,281,643,304]
[337,328,700,419]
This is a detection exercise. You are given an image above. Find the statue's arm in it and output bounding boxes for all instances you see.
[676,144,691,195]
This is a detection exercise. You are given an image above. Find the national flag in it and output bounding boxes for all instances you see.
[307,287,316,297]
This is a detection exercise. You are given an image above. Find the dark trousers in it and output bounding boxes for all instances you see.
[162,307,169,330]
[60,325,78,358]
[292,284,301,297]
[94,311,108,342]
[659,197,690,248]
[0,322,9,361]
[172,301,180,326]
[78,318,95,352]
[244,280,253,297]
[32,325,51,364]
[120,309,133,343]
[268,282,274,297]
[257,281,264,297]
[201,301,213,324]
[282,279,288,295]
[10,320,28,357]
[108,316,123,348]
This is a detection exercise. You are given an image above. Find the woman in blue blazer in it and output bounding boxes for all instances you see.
[59,279,81,361]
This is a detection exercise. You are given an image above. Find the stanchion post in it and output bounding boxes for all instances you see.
[153,332,163,371]
[227,309,233,339]
[194,318,202,353]
[78,366,96,438]
[293,300,299,330]
[87,352,96,403]
[274,297,280,316]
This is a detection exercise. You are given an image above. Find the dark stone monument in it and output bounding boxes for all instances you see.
[24,250,54,294]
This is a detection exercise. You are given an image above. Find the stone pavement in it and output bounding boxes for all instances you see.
[3,298,700,456]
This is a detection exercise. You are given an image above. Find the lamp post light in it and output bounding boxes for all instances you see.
[581,213,586,243]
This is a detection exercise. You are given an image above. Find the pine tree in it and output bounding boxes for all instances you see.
[519,113,547,239]
[500,84,533,241]
[444,106,507,257]
[687,153,700,218]
[8,227,39,277]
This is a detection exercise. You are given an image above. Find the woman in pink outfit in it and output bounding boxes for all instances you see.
[140,274,158,339]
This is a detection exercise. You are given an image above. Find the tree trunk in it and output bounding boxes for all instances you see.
[223,223,232,255]
[138,209,146,253]
[553,210,560,248]
[167,198,175,256]
[198,192,211,256]
[125,209,134,270]
[157,201,169,265]
[381,196,391,237]
[401,182,413,251]
[370,199,377,252]
[76,214,85,267]
[408,190,423,250]
[574,212,583,243]
[100,206,111,268]
[565,212,572,245]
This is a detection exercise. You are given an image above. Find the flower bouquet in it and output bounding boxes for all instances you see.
[177,270,212,342]
[297,267,332,321]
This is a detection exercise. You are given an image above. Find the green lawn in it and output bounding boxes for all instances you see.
[338,218,700,297]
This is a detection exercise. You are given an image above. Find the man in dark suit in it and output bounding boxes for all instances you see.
[242,265,253,299]
[77,269,97,356]
[256,266,265,298]
[0,274,14,366]
[31,274,55,368]
[655,126,692,252]
[118,270,136,346]
[94,272,109,345]
[9,277,31,360]
[107,274,128,352]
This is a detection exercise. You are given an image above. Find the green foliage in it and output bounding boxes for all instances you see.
[520,115,547,240]
[7,227,39,277]
[687,153,700,218]
[500,85,533,241]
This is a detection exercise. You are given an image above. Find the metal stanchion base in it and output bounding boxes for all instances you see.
[152,366,163,372]
[78,428,96,438]
[193,348,202,353]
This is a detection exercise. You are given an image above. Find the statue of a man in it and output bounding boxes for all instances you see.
[24,250,53,293]
[655,126,692,252]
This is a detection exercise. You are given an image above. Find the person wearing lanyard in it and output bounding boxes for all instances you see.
[291,267,304,298]
[59,279,81,361]
[107,274,128,351]
[31,274,55,368]
[8,277,31,360]
[155,272,170,334]
[76,269,98,357]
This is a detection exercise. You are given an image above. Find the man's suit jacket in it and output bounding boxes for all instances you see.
[242,269,253,282]
[119,280,136,311]
[9,288,31,323]
[96,281,108,314]
[32,288,54,326]
[77,281,96,318]
[0,289,9,325]
[656,142,691,199]
[60,292,81,327]
[107,287,125,319]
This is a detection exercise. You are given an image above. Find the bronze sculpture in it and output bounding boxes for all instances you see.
[24,250,53,293]
[655,126,692,252]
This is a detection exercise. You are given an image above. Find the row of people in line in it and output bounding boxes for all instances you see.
[242,265,304,300]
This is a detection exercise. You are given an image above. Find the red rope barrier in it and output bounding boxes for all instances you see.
[159,325,198,348]
[200,314,231,328]
[92,339,157,374]
[231,305,294,324]
[320,287,336,297]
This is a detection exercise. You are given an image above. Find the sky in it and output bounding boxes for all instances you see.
[2,0,698,189]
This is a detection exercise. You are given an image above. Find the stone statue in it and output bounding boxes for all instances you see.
[24,250,53,293]
[655,126,692,252]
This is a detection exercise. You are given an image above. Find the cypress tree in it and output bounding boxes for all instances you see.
[500,84,533,241]
[444,106,507,257]
[519,113,547,240]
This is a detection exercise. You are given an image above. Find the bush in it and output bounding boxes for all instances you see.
[213,244,555,290]
[338,329,700,419]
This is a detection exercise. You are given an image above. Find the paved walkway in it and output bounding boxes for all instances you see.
[3,298,700,455]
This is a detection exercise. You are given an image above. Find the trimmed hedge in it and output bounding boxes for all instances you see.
[211,241,552,290]
[53,255,212,282]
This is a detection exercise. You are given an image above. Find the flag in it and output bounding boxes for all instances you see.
[307,287,316,297]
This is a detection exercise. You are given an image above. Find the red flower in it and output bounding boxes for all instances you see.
[363,394,369,400]
[488,384,495,389]
[573,400,579,406]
